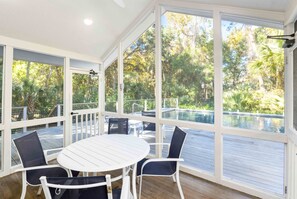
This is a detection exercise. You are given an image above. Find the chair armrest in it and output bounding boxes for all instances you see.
[141,158,184,173]
[45,180,108,189]
[15,164,64,173]
[44,148,63,155]
[43,175,113,190]
[148,143,170,147]
[44,148,64,164]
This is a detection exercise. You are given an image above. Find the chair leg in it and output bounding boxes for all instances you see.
[20,172,27,199]
[139,176,143,199]
[176,171,184,199]
[37,185,42,195]
[172,173,177,182]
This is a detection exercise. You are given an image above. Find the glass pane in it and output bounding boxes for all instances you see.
[11,122,64,166]
[72,73,98,110]
[161,11,214,124]
[222,20,284,133]
[223,135,285,195]
[12,49,64,121]
[0,46,3,123]
[123,25,155,114]
[104,116,156,152]
[162,125,215,174]
[105,60,118,112]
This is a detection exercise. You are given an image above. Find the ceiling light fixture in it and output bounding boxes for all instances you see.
[84,18,93,26]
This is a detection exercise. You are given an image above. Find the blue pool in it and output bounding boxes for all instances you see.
[162,109,284,133]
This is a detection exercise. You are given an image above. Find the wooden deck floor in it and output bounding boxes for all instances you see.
[6,123,285,197]
[0,167,259,199]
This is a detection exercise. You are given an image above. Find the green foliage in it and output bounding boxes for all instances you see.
[12,60,64,120]
[72,73,98,104]
[122,26,156,113]
[222,22,284,114]
[162,12,214,110]
[104,13,285,115]
[105,60,118,112]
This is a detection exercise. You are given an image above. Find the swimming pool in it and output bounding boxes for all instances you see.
[162,109,284,133]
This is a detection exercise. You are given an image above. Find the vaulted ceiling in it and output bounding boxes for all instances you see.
[0,0,289,60]
[184,0,288,12]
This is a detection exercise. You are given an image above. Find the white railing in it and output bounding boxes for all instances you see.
[123,98,178,114]
[71,110,100,143]
[163,98,179,109]
[132,103,143,113]
[9,101,284,134]
[11,102,98,132]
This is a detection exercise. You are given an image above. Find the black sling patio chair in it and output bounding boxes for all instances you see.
[40,175,131,199]
[141,111,156,132]
[13,131,79,199]
[137,126,187,199]
[108,118,129,134]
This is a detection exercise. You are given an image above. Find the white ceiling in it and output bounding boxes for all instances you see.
[185,0,288,12]
[0,0,288,60]
[0,0,151,59]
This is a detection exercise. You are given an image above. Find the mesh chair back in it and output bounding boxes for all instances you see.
[13,131,46,168]
[46,176,109,199]
[142,111,156,131]
[108,118,129,134]
[168,127,187,171]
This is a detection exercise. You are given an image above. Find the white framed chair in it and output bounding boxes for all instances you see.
[13,131,79,199]
[40,175,131,199]
[137,126,187,199]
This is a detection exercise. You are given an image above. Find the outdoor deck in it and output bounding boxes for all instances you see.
[8,122,284,196]
[0,167,258,199]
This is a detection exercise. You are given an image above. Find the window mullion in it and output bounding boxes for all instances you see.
[155,5,162,158]
[213,9,223,184]
[2,45,13,174]
[118,43,124,115]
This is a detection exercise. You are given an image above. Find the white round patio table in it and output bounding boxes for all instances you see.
[57,134,150,199]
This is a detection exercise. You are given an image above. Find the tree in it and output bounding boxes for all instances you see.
[222,22,284,114]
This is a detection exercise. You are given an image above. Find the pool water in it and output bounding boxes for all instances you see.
[162,109,284,133]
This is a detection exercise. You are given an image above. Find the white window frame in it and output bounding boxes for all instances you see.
[0,36,101,177]
[103,2,287,198]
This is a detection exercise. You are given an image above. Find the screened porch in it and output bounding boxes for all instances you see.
[0,0,297,199]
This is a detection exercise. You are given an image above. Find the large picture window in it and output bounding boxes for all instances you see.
[12,49,64,121]
[123,25,155,114]
[222,20,284,133]
[161,11,214,123]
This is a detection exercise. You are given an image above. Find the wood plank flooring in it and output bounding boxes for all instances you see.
[0,169,259,199]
